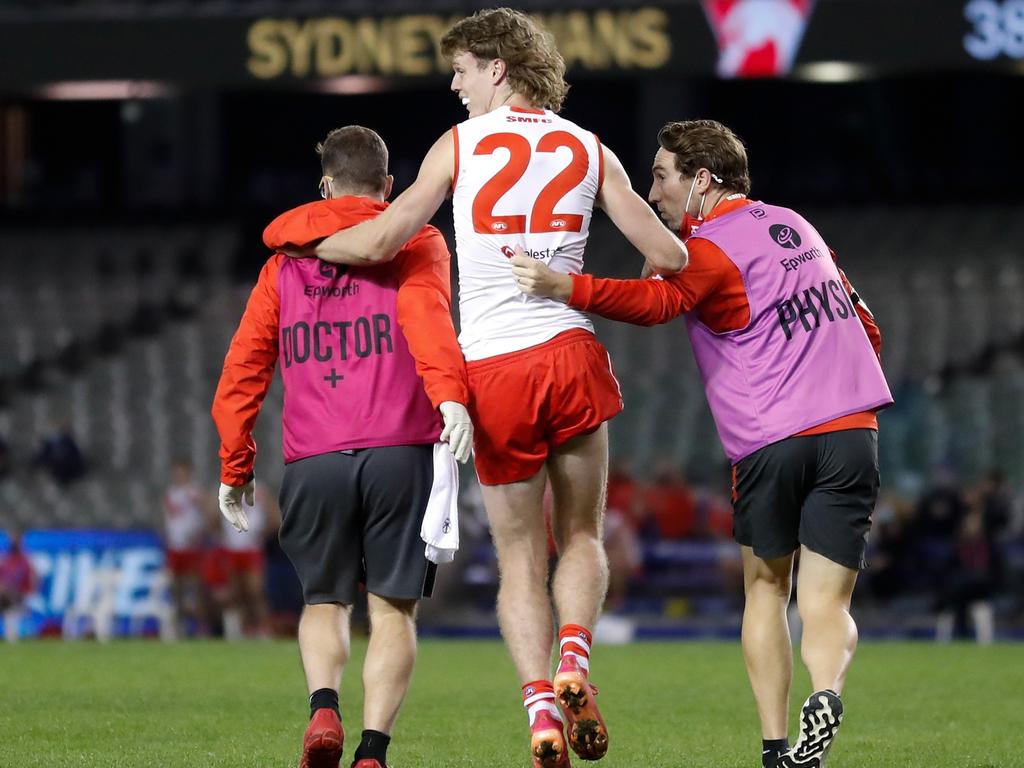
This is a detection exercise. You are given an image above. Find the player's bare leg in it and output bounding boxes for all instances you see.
[740,547,794,748]
[481,469,554,681]
[299,602,353,693]
[481,469,569,767]
[549,424,610,760]
[776,547,857,768]
[795,547,858,694]
[362,594,418,734]
[298,602,351,768]
[549,425,610,631]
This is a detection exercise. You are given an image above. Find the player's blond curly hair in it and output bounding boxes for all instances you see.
[441,8,569,113]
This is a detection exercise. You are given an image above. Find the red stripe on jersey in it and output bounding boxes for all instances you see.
[451,125,460,195]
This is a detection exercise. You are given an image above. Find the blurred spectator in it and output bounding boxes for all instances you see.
[640,460,696,539]
[604,460,643,614]
[0,432,11,479]
[865,494,913,604]
[33,420,86,485]
[161,457,209,639]
[936,504,997,644]
[219,483,278,639]
[979,470,1013,580]
[694,464,734,539]
[907,474,966,592]
[607,457,640,529]
[0,533,34,643]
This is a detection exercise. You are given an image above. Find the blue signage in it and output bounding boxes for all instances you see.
[1,529,167,638]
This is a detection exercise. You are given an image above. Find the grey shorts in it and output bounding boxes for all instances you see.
[732,429,880,570]
[278,445,437,605]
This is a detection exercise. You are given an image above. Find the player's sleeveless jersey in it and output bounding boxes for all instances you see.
[163,484,205,550]
[452,106,601,361]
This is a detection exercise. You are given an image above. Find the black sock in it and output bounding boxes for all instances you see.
[354,729,391,765]
[762,738,789,768]
[309,688,340,720]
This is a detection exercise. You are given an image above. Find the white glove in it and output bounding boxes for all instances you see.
[439,401,473,464]
[218,479,254,533]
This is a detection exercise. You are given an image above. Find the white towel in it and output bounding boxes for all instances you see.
[420,442,460,564]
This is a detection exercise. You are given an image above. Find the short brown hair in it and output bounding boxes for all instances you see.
[315,126,388,196]
[657,120,751,194]
[441,8,569,113]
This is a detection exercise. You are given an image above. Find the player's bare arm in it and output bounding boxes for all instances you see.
[597,144,688,275]
[314,131,455,266]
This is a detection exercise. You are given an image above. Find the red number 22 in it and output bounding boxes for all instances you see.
[471,131,589,235]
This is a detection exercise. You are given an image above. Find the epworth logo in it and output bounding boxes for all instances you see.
[702,0,817,77]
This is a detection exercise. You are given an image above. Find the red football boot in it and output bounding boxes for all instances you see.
[299,708,344,768]
[553,655,608,760]
[530,707,571,768]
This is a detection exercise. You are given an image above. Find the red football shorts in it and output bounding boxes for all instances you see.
[226,549,265,573]
[467,329,623,485]
[165,549,201,576]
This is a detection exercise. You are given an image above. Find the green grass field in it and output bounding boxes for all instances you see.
[0,639,1020,767]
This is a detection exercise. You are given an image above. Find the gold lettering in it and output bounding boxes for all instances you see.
[353,16,393,75]
[246,9,672,81]
[247,19,288,79]
[314,19,354,77]
[394,15,437,76]
[567,11,597,69]
[434,14,465,72]
[630,8,671,69]
[272,19,316,78]
[592,10,631,69]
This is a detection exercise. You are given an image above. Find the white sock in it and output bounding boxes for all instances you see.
[524,690,562,727]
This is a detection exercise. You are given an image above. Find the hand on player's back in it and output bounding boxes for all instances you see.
[509,250,573,302]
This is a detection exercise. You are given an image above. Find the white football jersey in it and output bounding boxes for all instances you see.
[452,106,601,361]
[163,483,205,551]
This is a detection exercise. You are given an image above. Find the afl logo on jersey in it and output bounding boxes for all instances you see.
[491,222,508,232]
[549,219,567,229]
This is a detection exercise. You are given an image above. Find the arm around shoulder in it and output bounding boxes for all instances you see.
[316,131,455,266]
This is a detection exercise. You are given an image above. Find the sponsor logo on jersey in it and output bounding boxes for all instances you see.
[318,261,348,279]
[769,223,802,249]
[304,283,359,298]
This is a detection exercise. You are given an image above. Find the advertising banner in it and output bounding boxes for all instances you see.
[0,529,167,639]
[0,2,1020,91]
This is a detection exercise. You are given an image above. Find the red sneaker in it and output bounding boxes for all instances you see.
[530,708,571,768]
[299,708,344,768]
[553,655,608,760]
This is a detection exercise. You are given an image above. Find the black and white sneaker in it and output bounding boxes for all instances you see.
[776,690,844,768]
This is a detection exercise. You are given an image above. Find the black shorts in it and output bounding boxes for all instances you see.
[732,429,880,570]
[278,445,437,605]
